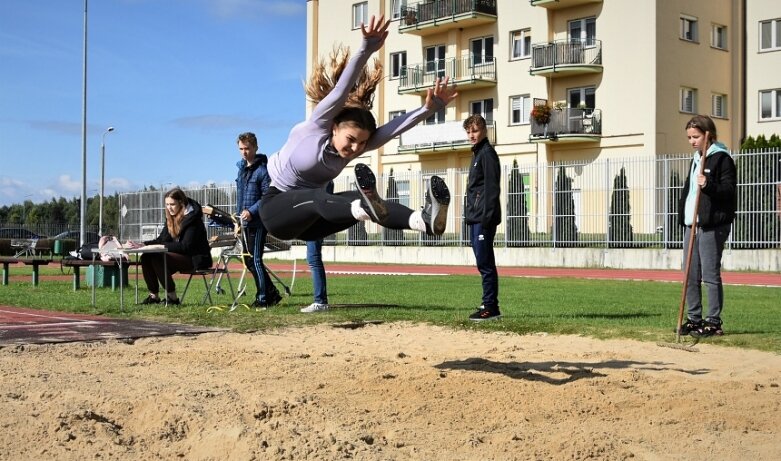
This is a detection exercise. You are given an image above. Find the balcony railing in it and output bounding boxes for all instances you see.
[530,39,603,76]
[400,0,497,35]
[530,108,601,142]
[398,57,496,94]
[397,121,496,153]
[530,0,603,9]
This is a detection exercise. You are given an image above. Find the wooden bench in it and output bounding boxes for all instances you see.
[0,257,53,286]
[61,258,138,291]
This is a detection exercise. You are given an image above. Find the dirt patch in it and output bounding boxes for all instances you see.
[1,323,779,460]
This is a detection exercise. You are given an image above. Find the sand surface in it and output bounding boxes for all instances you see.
[2,322,780,460]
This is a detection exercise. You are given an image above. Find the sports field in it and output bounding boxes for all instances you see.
[1,264,780,459]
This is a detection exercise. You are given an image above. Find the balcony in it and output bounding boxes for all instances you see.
[398,57,496,95]
[530,0,603,9]
[397,121,496,154]
[399,0,497,37]
[529,108,601,143]
[530,39,603,77]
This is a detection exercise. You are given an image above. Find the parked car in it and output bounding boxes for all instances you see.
[0,228,43,239]
[52,230,100,244]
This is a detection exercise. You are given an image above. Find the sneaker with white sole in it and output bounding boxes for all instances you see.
[300,302,330,313]
[354,163,389,223]
[421,175,450,235]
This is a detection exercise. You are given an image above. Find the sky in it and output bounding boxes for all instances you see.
[0,0,307,207]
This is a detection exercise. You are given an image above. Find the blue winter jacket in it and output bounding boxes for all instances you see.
[236,154,271,229]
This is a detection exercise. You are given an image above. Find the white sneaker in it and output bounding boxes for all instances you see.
[300,302,329,313]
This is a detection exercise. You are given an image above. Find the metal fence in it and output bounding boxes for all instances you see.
[117,149,781,250]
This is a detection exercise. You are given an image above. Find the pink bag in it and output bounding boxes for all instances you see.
[98,235,128,262]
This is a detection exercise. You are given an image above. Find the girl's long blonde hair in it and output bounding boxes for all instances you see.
[164,188,188,238]
[305,44,384,110]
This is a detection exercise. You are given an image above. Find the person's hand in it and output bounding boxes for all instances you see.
[697,174,707,188]
[425,76,458,110]
[240,209,252,222]
[361,14,390,46]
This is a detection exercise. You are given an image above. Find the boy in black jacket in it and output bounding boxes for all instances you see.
[463,115,502,321]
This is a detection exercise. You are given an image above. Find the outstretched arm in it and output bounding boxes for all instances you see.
[309,15,390,128]
[368,77,458,150]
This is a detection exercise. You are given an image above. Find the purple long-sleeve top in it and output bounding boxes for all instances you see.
[268,36,445,192]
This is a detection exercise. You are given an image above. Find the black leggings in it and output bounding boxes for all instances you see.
[260,187,414,241]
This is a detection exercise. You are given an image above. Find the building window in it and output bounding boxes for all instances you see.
[391,0,403,20]
[712,24,727,50]
[352,2,368,30]
[470,99,494,123]
[681,87,697,113]
[510,95,531,125]
[510,29,531,60]
[760,89,781,120]
[425,45,446,78]
[712,94,727,118]
[680,15,698,42]
[568,87,596,110]
[569,17,596,46]
[390,52,407,79]
[760,19,781,51]
[389,110,406,121]
[425,107,446,124]
[471,36,494,66]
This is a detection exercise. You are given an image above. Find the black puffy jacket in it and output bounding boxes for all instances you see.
[677,149,737,229]
[145,199,212,269]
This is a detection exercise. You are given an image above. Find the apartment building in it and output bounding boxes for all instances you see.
[305,0,757,176]
[746,0,781,138]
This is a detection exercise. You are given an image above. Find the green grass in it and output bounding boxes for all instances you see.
[2,264,780,353]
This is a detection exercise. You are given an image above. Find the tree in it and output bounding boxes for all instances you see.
[382,169,404,245]
[506,159,530,246]
[666,170,683,249]
[734,136,781,248]
[608,166,633,247]
[553,167,578,246]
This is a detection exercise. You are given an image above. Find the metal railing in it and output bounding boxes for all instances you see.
[397,121,496,152]
[531,39,602,70]
[400,0,497,26]
[530,108,602,139]
[398,56,496,92]
[116,149,781,250]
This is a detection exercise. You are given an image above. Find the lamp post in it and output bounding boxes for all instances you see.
[99,126,115,236]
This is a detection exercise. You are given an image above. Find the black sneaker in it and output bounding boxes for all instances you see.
[266,289,283,307]
[469,308,501,322]
[691,320,724,338]
[251,300,270,310]
[141,295,161,305]
[354,163,389,223]
[675,318,703,336]
[166,297,181,306]
[421,176,450,235]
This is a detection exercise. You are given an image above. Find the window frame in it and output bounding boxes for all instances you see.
[711,93,727,119]
[470,98,494,123]
[390,0,402,20]
[510,29,532,60]
[711,23,728,50]
[390,51,407,79]
[471,36,494,66]
[680,87,697,114]
[760,18,781,52]
[569,17,596,46]
[760,89,781,120]
[424,45,446,77]
[510,95,531,125]
[352,2,368,30]
[680,15,699,42]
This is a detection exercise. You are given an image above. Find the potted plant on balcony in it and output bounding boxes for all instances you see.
[531,103,552,136]
[531,103,552,125]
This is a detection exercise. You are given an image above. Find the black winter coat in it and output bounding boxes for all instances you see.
[145,199,212,269]
[465,137,502,227]
[677,149,737,229]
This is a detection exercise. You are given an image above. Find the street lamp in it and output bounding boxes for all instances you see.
[99,126,115,236]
